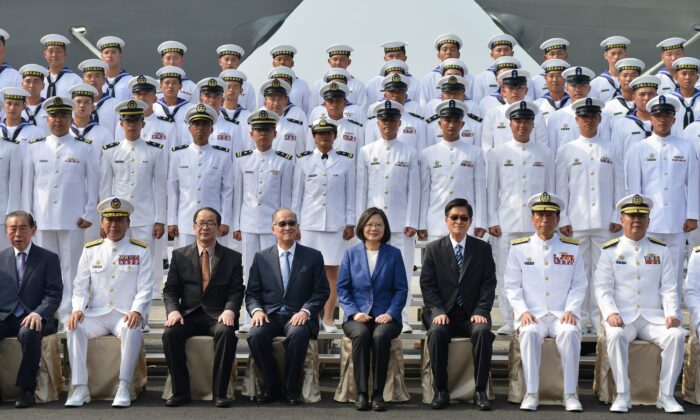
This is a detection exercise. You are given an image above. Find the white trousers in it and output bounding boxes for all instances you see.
[493,232,528,323]
[66,311,143,386]
[648,232,685,297]
[389,232,414,323]
[604,317,686,395]
[572,229,609,326]
[519,314,581,394]
[36,229,85,321]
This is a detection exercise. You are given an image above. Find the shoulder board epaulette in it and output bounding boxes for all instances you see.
[171,144,189,152]
[2,137,19,144]
[84,239,103,248]
[276,151,293,160]
[425,114,439,123]
[286,117,303,125]
[367,115,377,120]
[408,112,424,121]
[212,145,229,153]
[129,238,148,248]
[649,237,667,246]
[348,119,363,127]
[467,113,483,123]
[337,151,354,158]
[29,137,46,144]
[296,151,312,159]
[74,137,92,144]
[694,245,700,253]
[145,140,163,149]
[102,141,120,150]
[602,238,620,249]
[235,150,253,158]
[560,237,580,246]
[510,237,530,245]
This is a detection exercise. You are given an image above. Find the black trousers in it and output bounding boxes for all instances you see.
[426,306,494,391]
[247,312,311,397]
[0,314,48,390]
[162,308,238,398]
[343,319,401,394]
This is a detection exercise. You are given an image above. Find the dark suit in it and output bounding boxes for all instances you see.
[337,242,408,394]
[245,243,329,397]
[0,244,62,391]
[420,235,496,391]
[162,242,244,398]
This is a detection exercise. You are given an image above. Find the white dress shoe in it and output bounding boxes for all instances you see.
[112,383,131,408]
[610,393,631,413]
[65,385,91,407]
[520,393,539,411]
[564,393,582,412]
[496,323,513,336]
[656,393,684,413]
[321,322,338,333]
[401,321,413,334]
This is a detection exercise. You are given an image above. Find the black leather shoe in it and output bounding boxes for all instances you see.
[15,389,35,409]
[215,397,233,408]
[431,389,449,409]
[256,389,279,404]
[165,393,191,407]
[286,396,303,406]
[355,393,370,411]
[474,390,491,411]
[372,394,386,412]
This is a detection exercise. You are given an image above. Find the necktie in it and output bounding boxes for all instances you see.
[201,249,210,291]
[321,153,328,160]
[14,252,26,317]
[280,251,291,313]
[455,245,464,306]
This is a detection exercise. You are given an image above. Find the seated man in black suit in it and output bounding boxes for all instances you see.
[162,207,245,408]
[245,208,329,406]
[420,198,496,410]
[0,211,62,408]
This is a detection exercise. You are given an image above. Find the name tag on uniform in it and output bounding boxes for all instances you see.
[460,160,473,167]
[343,133,356,141]
[119,255,140,265]
[461,129,474,138]
[270,169,280,175]
[114,160,124,163]
[308,174,317,178]
[395,161,409,167]
[644,253,660,264]
[284,133,297,141]
[217,134,231,141]
[553,253,574,265]
[151,132,166,140]
[600,156,613,164]
[403,127,416,134]
[672,155,686,162]
[39,159,48,163]
[180,165,189,168]
[532,161,545,167]
[244,170,254,174]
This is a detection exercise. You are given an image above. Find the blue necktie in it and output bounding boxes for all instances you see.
[14,252,26,317]
[281,251,291,313]
[455,245,464,307]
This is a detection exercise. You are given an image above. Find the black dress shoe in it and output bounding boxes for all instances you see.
[15,389,35,409]
[286,396,303,406]
[372,394,386,412]
[215,397,233,408]
[474,390,491,411]
[431,389,449,409]
[355,393,370,411]
[256,389,279,404]
[165,393,191,407]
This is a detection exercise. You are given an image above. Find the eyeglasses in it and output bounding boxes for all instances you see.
[276,220,297,228]
[448,215,470,222]
[195,221,218,228]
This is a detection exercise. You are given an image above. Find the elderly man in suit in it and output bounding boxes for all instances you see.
[245,208,329,406]
[420,198,496,411]
[162,207,244,408]
[0,211,62,408]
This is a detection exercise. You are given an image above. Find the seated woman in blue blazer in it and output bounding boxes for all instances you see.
[337,207,409,412]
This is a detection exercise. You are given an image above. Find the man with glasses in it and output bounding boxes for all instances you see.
[246,208,329,405]
[162,207,244,407]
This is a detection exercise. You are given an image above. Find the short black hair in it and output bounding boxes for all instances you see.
[5,211,36,228]
[193,207,221,225]
[444,198,473,218]
[355,207,392,243]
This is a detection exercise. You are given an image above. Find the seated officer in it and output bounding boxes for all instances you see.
[65,197,153,408]
[504,192,586,412]
[595,194,686,413]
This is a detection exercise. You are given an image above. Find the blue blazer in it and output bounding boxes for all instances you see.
[336,242,408,323]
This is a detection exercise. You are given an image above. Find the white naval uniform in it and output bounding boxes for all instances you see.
[672,89,700,133]
[365,74,421,110]
[22,133,99,320]
[271,112,307,158]
[0,63,21,91]
[595,235,686,396]
[684,122,700,250]
[487,139,554,323]
[546,104,612,154]
[603,96,635,127]
[1,120,45,144]
[103,69,132,101]
[365,109,427,152]
[23,101,49,136]
[115,112,180,153]
[424,111,482,148]
[556,134,624,327]
[311,75,367,111]
[181,113,243,156]
[590,71,620,102]
[504,234,587,394]
[292,149,356,265]
[167,143,234,247]
[91,95,118,137]
[418,67,475,107]
[232,148,294,278]
[481,103,549,156]
[69,122,113,149]
[304,116,364,157]
[419,139,486,240]
[67,237,153,386]
[609,112,652,160]
[173,77,197,103]
[656,69,677,96]
[153,98,189,146]
[534,93,570,124]
[685,248,700,336]
[220,106,253,152]
[478,93,507,118]
[472,68,535,105]
[625,133,700,290]
[41,68,82,98]
[356,137,419,321]
[308,103,366,126]
[530,72,548,99]
[0,135,24,249]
